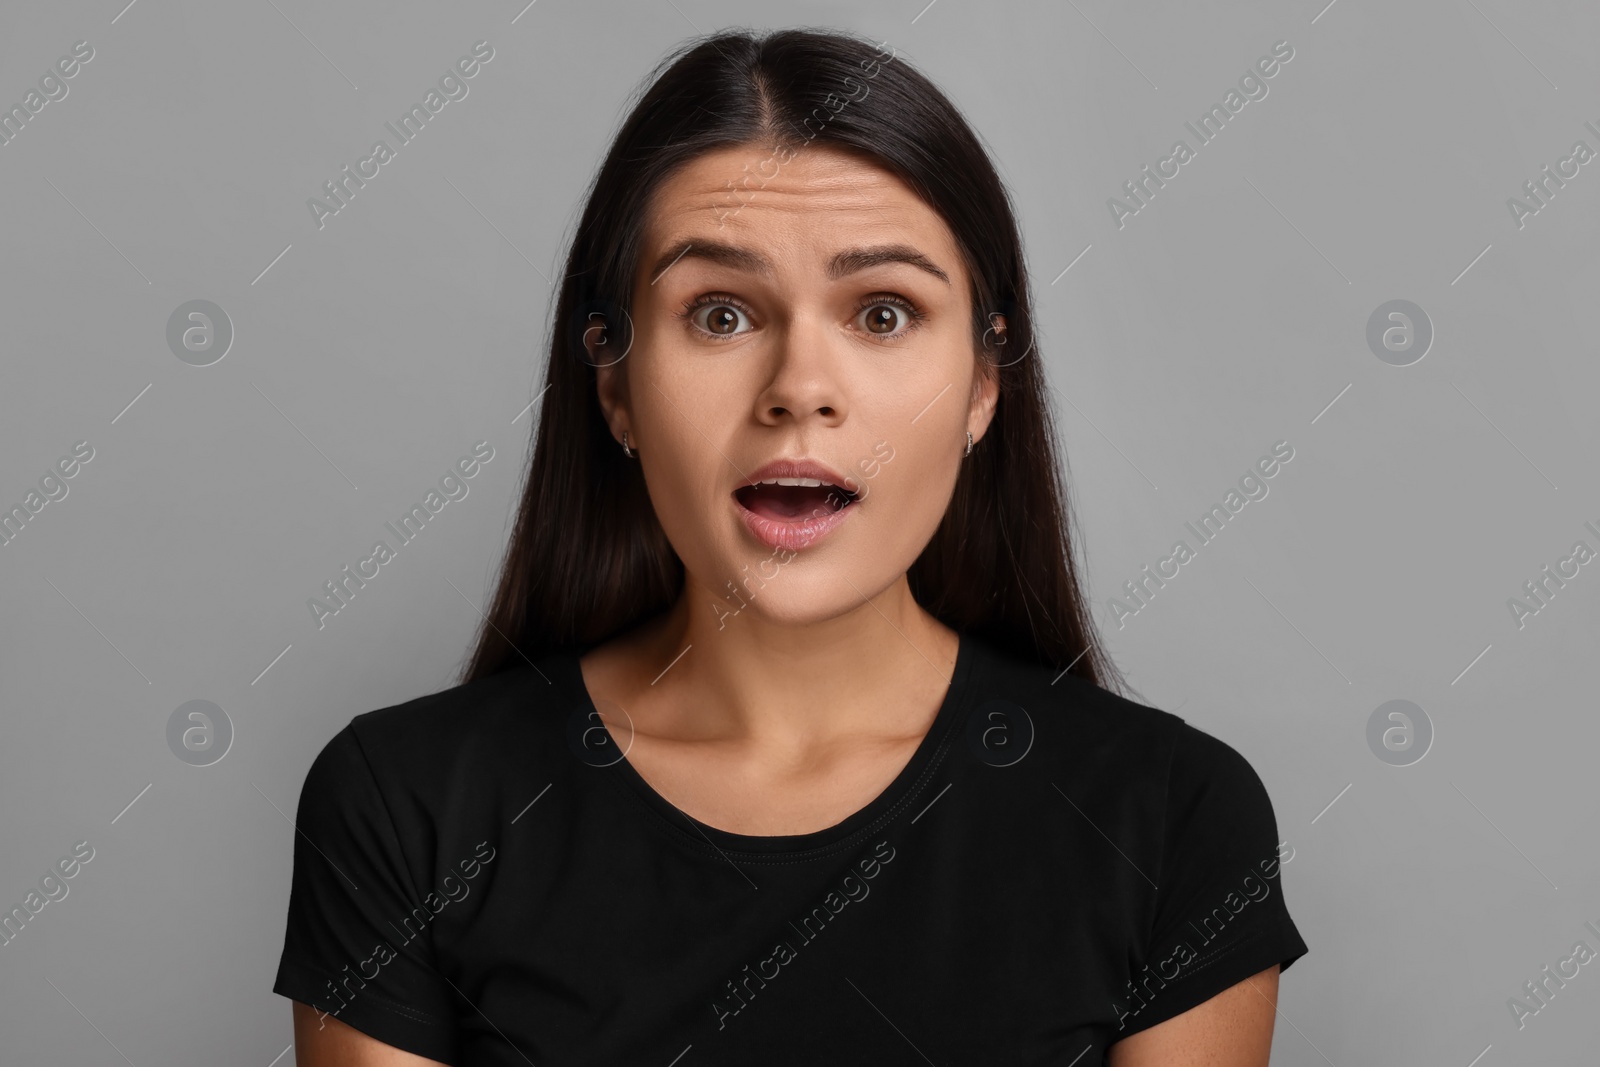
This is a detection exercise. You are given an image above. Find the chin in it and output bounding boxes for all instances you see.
[698,563,890,629]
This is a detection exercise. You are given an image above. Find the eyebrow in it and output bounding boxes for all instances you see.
[647,239,951,286]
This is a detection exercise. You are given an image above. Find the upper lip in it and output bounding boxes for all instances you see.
[735,457,858,497]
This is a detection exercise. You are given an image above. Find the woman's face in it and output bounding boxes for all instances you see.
[595,141,998,626]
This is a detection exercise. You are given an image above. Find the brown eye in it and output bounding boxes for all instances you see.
[863,304,900,334]
[688,301,752,337]
[856,297,927,338]
[706,307,738,334]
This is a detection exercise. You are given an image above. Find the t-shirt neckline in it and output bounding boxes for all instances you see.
[562,631,985,858]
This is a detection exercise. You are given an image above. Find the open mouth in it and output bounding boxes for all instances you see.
[733,478,859,522]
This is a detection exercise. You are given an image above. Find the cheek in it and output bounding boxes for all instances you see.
[870,436,953,524]
[636,441,730,579]
[847,410,956,535]
[630,360,740,548]
[634,407,716,508]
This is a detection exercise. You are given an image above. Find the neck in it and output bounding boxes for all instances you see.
[594,574,960,751]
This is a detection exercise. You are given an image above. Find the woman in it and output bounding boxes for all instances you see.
[274,27,1308,1066]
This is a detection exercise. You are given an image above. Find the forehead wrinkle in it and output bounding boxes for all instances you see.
[646,235,952,288]
[643,151,956,288]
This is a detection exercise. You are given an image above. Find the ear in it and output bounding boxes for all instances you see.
[587,315,631,443]
[969,314,1003,444]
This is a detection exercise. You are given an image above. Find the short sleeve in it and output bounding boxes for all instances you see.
[272,723,460,1062]
[1116,722,1309,1037]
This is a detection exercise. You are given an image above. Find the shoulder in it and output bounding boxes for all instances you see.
[972,636,1187,772]
[970,635,1275,814]
[299,655,579,815]
[348,659,555,753]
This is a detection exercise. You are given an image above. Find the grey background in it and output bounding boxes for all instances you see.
[2,0,1597,1063]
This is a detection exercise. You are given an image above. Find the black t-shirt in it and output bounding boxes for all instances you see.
[273,630,1308,1065]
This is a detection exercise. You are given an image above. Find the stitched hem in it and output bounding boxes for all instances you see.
[273,955,458,1063]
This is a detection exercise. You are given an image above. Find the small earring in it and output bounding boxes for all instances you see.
[621,431,635,458]
[964,431,973,457]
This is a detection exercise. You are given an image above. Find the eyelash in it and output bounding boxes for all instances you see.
[678,293,928,342]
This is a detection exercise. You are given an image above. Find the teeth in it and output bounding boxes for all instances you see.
[758,477,826,487]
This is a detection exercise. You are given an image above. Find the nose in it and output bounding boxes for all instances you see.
[754,309,848,428]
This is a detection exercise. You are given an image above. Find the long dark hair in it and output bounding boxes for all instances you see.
[459,27,1125,695]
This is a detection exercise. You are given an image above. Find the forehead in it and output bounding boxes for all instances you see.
[640,143,965,276]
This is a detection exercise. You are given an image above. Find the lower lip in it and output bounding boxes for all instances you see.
[733,494,858,552]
